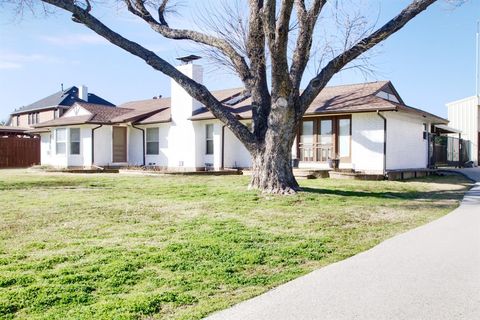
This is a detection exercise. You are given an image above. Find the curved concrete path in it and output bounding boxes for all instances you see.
[206,169,480,320]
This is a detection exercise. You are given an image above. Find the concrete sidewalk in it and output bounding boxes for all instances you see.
[206,170,480,320]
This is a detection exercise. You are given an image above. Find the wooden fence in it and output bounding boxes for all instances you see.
[0,136,40,168]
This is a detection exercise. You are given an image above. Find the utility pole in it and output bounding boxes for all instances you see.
[476,21,479,98]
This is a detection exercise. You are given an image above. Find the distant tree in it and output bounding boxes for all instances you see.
[2,0,459,193]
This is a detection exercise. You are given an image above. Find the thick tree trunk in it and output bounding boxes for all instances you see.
[249,144,299,194]
[249,98,300,194]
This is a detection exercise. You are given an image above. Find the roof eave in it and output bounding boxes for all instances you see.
[10,106,60,115]
[134,118,173,125]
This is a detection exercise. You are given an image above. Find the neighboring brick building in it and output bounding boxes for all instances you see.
[8,85,114,128]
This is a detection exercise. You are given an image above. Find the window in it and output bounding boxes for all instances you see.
[300,121,314,161]
[28,113,39,125]
[318,119,333,161]
[55,128,66,155]
[338,118,351,158]
[146,128,159,155]
[70,128,80,155]
[298,116,351,162]
[206,124,214,155]
[54,109,59,119]
[16,116,19,126]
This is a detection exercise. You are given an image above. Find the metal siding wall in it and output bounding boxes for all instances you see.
[447,97,479,163]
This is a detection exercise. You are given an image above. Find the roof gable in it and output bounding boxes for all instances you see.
[34,102,132,127]
[11,86,115,115]
[62,103,93,118]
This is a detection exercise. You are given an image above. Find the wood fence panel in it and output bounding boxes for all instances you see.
[0,137,40,168]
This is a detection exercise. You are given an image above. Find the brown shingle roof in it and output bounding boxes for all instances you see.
[190,82,391,120]
[32,81,447,128]
[135,108,171,124]
[77,102,132,123]
[114,98,171,123]
[118,98,171,110]
[211,87,246,102]
[189,81,447,123]
[305,81,390,114]
[34,102,132,127]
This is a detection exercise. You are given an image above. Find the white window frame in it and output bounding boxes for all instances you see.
[70,128,81,155]
[55,128,67,155]
[206,124,214,155]
[146,127,159,155]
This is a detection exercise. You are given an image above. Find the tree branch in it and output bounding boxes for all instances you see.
[270,0,294,97]
[123,0,252,84]
[290,0,326,91]
[300,0,437,113]
[41,0,257,151]
[247,0,271,141]
[158,0,169,26]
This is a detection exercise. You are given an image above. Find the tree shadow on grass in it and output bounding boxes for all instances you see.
[300,187,466,201]
[0,180,108,191]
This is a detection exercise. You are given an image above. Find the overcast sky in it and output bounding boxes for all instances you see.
[0,0,479,122]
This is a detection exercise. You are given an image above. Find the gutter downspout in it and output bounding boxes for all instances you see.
[221,125,226,170]
[376,111,387,177]
[91,124,103,167]
[131,124,146,166]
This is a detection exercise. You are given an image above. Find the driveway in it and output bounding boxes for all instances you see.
[206,169,480,320]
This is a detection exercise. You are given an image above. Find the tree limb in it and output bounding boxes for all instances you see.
[247,0,271,141]
[300,0,437,113]
[158,0,169,26]
[270,0,294,98]
[41,0,257,151]
[290,0,326,91]
[123,0,252,84]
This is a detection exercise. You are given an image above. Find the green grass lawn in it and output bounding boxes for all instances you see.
[0,169,470,320]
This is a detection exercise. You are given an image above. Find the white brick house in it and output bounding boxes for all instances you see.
[32,63,449,174]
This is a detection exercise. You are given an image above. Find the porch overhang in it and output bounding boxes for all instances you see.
[434,124,462,135]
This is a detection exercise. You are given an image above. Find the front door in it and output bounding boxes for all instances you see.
[112,126,127,163]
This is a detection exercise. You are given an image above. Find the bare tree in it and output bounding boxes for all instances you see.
[3,0,448,193]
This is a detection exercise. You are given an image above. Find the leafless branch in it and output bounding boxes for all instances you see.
[300,0,438,113]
